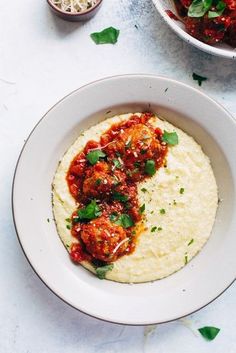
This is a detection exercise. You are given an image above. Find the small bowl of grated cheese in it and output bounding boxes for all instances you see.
[47,0,103,21]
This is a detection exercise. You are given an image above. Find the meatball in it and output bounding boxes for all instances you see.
[106,124,153,156]
[83,161,127,199]
[80,217,129,262]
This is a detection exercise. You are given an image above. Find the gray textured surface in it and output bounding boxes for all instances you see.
[0,0,236,352]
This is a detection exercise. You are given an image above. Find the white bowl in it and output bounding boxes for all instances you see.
[152,0,236,59]
[12,75,236,325]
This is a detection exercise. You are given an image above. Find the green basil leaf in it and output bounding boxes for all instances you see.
[145,159,156,176]
[198,326,220,341]
[192,72,208,86]
[77,200,101,220]
[86,150,106,165]
[162,131,179,146]
[208,1,226,18]
[96,264,114,279]
[188,0,212,17]
[112,192,128,202]
[90,27,120,45]
[113,214,134,228]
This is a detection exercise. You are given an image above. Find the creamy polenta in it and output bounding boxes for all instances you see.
[52,113,218,283]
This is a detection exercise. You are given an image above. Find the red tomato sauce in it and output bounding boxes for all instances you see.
[172,0,236,47]
[66,113,168,265]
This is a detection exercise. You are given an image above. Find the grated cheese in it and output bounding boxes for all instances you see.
[52,0,98,13]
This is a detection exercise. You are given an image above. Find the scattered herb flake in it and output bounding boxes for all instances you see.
[151,226,157,232]
[96,264,114,279]
[192,72,208,86]
[139,204,146,214]
[66,224,71,230]
[145,159,156,176]
[65,218,71,223]
[162,131,179,146]
[180,187,185,194]
[134,24,138,29]
[141,188,147,193]
[47,218,50,223]
[158,227,162,231]
[95,178,102,186]
[86,150,106,165]
[198,326,220,341]
[188,238,194,246]
[77,200,101,221]
[185,254,188,264]
[165,88,168,92]
[160,208,166,214]
[90,27,120,45]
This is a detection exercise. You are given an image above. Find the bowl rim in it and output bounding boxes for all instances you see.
[152,0,236,59]
[12,74,236,325]
[47,0,102,16]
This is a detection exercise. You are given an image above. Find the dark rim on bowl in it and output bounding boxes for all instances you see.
[47,0,102,16]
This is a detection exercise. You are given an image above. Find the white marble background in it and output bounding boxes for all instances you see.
[0,0,236,352]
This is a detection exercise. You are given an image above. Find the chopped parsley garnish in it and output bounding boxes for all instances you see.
[139,204,146,214]
[109,212,118,222]
[95,178,102,186]
[47,218,50,223]
[66,224,71,230]
[141,188,147,193]
[134,161,141,168]
[198,327,220,341]
[158,227,162,231]
[173,200,177,205]
[160,208,166,214]
[86,149,106,165]
[96,264,114,279]
[112,192,128,202]
[188,238,194,246]
[162,131,179,146]
[125,140,132,149]
[180,187,185,194]
[113,159,122,169]
[113,214,134,228]
[77,200,101,221]
[145,159,156,176]
[165,88,168,92]
[141,149,146,155]
[185,254,188,264]
[65,218,71,223]
[90,27,120,45]
[188,0,212,18]
[151,226,157,232]
[192,72,208,86]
